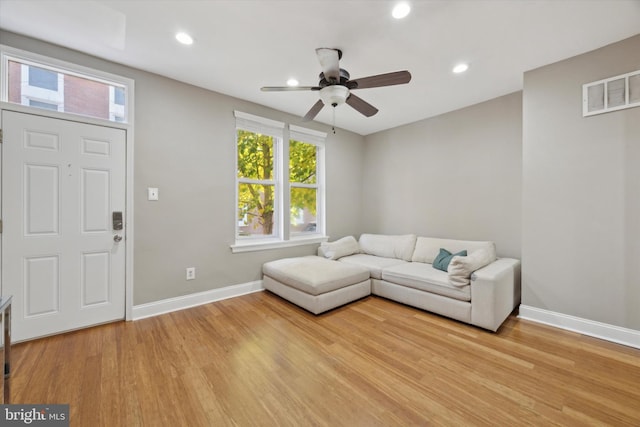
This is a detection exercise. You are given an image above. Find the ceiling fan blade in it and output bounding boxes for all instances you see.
[302,99,324,122]
[302,100,325,121]
[346,93,378,117]
[316,48,341,82]
[261,86,321,92]
[349,70,411,90]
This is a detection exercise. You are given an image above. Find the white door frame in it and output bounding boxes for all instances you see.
[0,102,135,321]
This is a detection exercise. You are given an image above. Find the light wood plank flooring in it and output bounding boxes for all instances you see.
[11,292,640,426]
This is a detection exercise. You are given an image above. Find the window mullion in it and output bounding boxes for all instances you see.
[290,183,318,189]
[317,144,326,236]
[281,129,290,241]
[238,177,275,186]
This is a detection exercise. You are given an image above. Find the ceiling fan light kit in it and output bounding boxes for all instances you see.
[320,85,349,107]
[261,47,412,124]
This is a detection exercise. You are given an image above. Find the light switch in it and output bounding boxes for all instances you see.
[148,187,159,201]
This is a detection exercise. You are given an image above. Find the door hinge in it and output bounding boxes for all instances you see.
[0,219,3,233]
[0,129,3,143]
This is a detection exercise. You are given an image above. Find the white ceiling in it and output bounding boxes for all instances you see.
[1,0,639,135]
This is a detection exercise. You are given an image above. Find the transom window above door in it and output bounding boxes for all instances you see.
[1,45,132,124]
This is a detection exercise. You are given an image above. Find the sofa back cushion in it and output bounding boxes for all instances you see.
[358,234,417,262]
[412,237,496,264]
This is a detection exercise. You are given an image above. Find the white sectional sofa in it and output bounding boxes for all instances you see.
[262,233,521,332]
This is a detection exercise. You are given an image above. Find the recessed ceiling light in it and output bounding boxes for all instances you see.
[286,78,299,87]
[453,63,469,74]
[175,32,194,45]
[392,2,411,19]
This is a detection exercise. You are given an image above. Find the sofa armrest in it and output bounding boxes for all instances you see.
[470,258,521,331]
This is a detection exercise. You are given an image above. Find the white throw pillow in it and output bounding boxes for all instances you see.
[448,248,496,286]
[319,236,360,260]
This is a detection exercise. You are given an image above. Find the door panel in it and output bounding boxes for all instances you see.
[25,164,60,235]
[24,255,59,316]
[82,168,110,232]
[24,130,59,151]
[2,110,126,341]
[81,251,110,307]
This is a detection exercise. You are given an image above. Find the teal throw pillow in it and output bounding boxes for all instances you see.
[433,248,467,272]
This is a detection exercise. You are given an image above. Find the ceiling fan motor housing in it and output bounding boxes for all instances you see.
[319,69,351,87]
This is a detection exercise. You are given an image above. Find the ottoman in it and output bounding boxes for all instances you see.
[262,256,371,314]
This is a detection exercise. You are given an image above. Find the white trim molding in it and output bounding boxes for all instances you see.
[231,235,328,253]
[132,281,264,320]
[518,305,640,350]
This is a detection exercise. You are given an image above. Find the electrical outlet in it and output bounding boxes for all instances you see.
[186,267,196,280]
[148,187,159,201]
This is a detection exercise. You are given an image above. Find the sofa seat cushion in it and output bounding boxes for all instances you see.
[263,256,370,296]
[381,262,471,302]
[339,254,407,279]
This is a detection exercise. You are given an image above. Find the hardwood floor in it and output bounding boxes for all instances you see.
[11,292,640,426]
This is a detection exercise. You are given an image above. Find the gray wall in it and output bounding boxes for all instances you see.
[522,34,640,330]
[362,92,523,258]
[0,31,366,305]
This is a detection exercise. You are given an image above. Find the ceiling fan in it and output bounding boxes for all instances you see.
[261,48,412,122]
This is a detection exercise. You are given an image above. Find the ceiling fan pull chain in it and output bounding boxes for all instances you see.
[332,106,336,134]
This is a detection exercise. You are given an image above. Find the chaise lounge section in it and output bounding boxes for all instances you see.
[262,256,371,315]
[262,234,521,331]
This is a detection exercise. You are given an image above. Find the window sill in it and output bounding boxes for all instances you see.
[230,235,328,254]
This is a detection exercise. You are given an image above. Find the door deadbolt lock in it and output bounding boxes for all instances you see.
[112,211,123,230]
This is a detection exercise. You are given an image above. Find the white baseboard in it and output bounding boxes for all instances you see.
[518,305,640,350]
[132,280,264,320]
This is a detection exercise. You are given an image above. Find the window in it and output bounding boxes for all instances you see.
[17,61,64,111]
[233,112,326,252]
[109,85,126,122]
[28,99,58,110]
[113,86,125,105]
[1,46,132,123]
[237,129,278,238]
[289,125,324,235]
[28,65,58,90]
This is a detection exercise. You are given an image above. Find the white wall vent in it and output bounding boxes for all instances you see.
[583,70,640,117]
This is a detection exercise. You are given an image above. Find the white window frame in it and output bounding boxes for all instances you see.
[1,45,132,124]
[234,111,283,243]
[231,112,327,253]
[289,124,326,238]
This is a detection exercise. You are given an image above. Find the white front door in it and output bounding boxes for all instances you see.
[2,110,126,341]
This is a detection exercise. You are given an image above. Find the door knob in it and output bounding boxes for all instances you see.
[114,235,123,242]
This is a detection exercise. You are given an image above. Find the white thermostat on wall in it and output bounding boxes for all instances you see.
[147,187,159,201]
